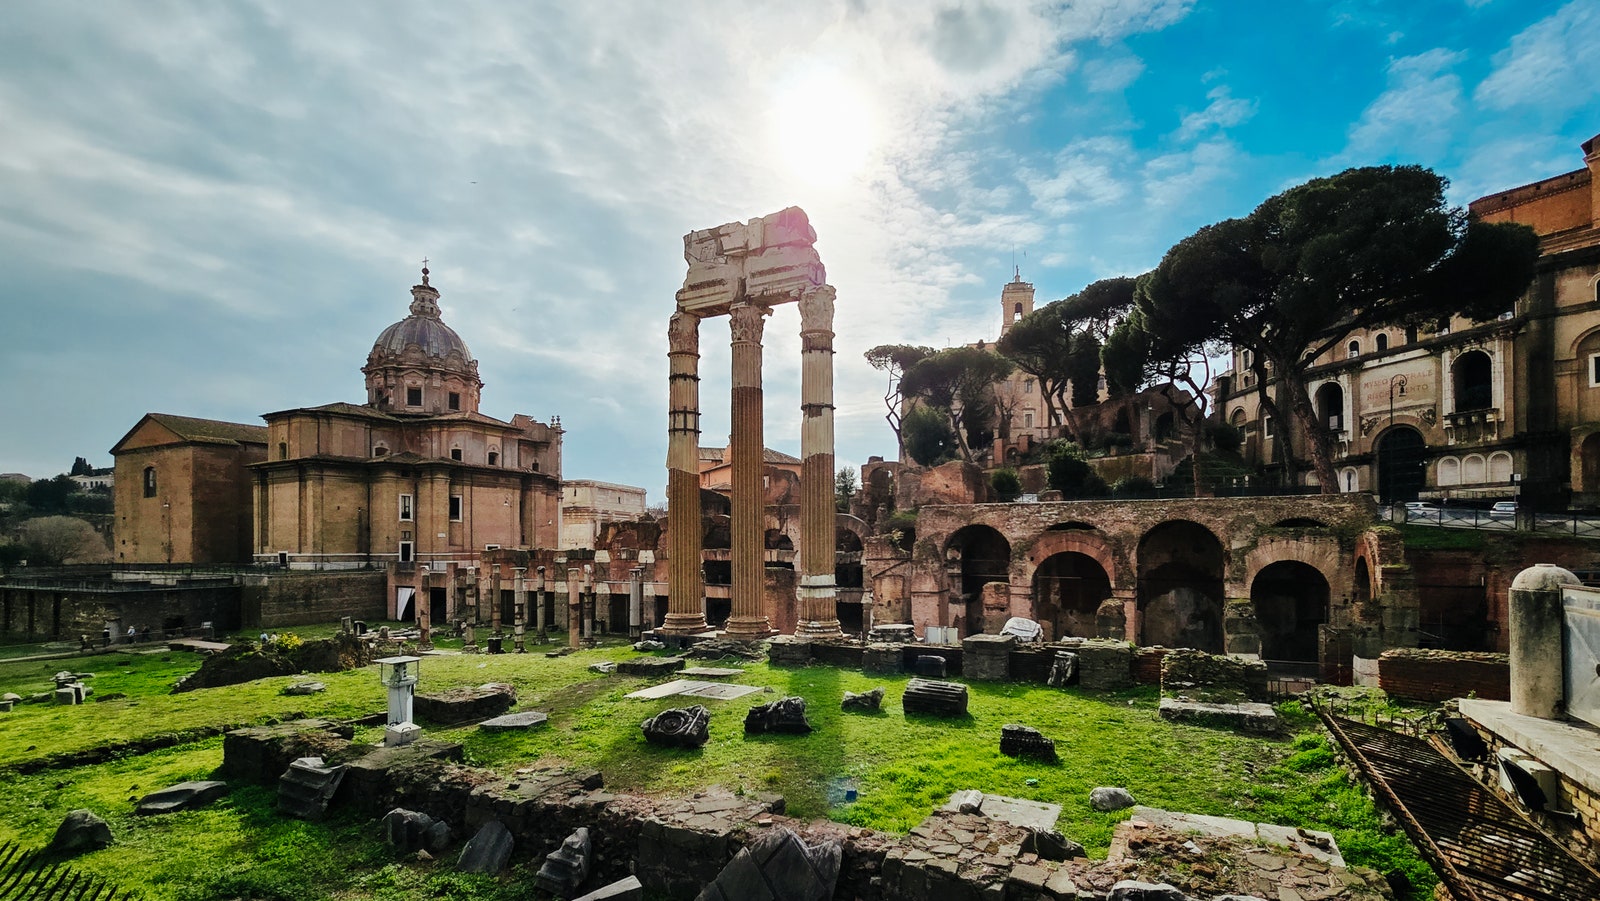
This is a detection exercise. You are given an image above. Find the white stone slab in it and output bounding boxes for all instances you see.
[680,683,764,700]
[681,666,744,677]
[940,792,1061,832]
[1130,806,1345,867]
[1460,698,1600,797]
[624,679,709,700]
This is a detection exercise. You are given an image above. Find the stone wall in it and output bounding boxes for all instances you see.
[1377,648,1510,702]
[242,571,388,629]
[1159,649,1269,703]
[0,579,242,640]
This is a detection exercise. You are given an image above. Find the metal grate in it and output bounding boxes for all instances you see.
[0,840,138,901]
[1320,712,1600,901]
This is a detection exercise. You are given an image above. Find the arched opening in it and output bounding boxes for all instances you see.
[1488,452,1513,484]
[1453,351,1493,412]
[1375,333,1388,353]
[1154,412,1175,441]
[1347,339,1360,359]
[1013,301,1024,323]
[946,525,1011,636]
[1252,561,1329,664]
[1438,457,1460,486]
[1354,557,1372,607]
[1113,407,1132,436]
[1136,521,1224,652]
[764,528,794,552]
[1031,552,1111,641]
[1376,426,1426,504]
[1314,382,1344,431]
[1462,455,1486,485]
[487,449,499,466]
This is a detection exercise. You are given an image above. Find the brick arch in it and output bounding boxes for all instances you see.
[1017,528,1122,590]
[1242,537,1344,598]
[835,513,871,549]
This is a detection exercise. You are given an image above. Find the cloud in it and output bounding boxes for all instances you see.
[1172,86,1258,142]
[1082,55,1146,93]
[1344,48,1465,161]
[1474,0,1598,114]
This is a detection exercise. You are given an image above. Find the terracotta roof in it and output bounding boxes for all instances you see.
[143,413,267,446]
[698,446,802,465]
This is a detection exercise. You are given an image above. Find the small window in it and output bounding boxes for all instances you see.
[143,466,157,498]
[278,442,288,460]
[1347,340,1360,359]
[1405,325,1418,344]
[398,541,414,563]
[487,450,499,466]
[448,392,461,411]
[1590,354,1600,388]
[449,495,463,521]
[450,448,463,462]
[406,386,422,406]
[1264,417,1275,437]
[1024,379,1033,394]
[1024,411,1034,428]
[1375,334,1388,352]
[373,445,389,457]
[399,494,414,521]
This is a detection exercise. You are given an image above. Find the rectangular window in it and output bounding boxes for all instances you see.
[1264,417,1275,437]
[448,392,461,410]
[399,494,413,521]
[406,386,422,406]
[1591,354,1600,388]
[398,541,414,563]
[1024,380,1033,394]
[450,495,463,521]
[450,448,463,461]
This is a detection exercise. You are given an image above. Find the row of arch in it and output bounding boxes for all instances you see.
[944,519,1335,662]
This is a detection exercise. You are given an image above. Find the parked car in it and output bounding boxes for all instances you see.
[1403,501,1442,517]
[1490,501,1517,518]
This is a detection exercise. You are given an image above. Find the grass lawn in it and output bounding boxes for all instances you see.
[0,641,1436,900]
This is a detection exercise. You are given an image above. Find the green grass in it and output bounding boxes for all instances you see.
[0,644,1436,900]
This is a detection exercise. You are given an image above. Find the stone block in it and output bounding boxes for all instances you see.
[693,826,840,901]
[642,705,711,748]
[913,655,947,678]
[743,697,813,735]
[962,633,1016,681]
[842,687,884,712]
[479,711,549,732]
[1159,649,1268,702]
[1077,640,1134,691]
[1157,697,1281,734]
[573,876,644,901]
[278,756,346,821]
[617,656,687,677]
[999,724,1057,763]
[902,678,968,716]
[1090,787,1136,812]
[862,643,904,674]
[135,780,229,815]
[47,809,112,856]
[415,682,516,724]
[535,826,592,895]
[458,819,514,874]
[767,637,813,667]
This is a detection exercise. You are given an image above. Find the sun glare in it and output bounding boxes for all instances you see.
[772,70,875,187]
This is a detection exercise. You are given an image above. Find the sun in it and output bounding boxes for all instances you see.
[771,70,876,187]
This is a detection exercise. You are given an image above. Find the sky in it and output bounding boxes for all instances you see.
[2,1,1596,500]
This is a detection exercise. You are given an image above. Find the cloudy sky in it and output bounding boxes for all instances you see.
[2,1,1595,498]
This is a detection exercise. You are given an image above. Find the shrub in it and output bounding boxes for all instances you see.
[902,406,956,467]
[1046,443,1108,498]
[880,511,918,552]
[1111,476,1155,498]
[990,469,1022,502]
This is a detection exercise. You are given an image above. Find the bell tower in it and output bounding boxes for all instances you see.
[999,267,1034,337]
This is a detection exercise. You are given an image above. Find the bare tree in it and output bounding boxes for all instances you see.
[20,516,110,565]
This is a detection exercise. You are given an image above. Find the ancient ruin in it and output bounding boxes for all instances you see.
[662,207,842,641]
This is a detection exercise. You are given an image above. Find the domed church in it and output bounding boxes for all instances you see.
[249,268,563,616]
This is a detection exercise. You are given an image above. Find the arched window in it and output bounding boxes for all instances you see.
[1437,457,1460,486]
[1013,302,1024,322]
[143,466,157,498]
[487,449,499,466]
[1347,340,1360,359]
[1488,452,1513,483]
[373,445,389,457]
[1315,382,1344,430]
[1462,454,1486,484]
[1375,333,1388,353]
[1341,468,1358,492]
[1453,351,1493,412]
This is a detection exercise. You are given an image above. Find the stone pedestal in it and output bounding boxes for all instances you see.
[725,301,773,640]
[662,311,709,636]
[1510,564,1577,719]
[963,633,1017,681]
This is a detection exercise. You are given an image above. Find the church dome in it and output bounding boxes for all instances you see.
[362,267,483,413]
[367,268,474,368]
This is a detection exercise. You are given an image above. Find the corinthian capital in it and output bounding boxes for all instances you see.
[799,284,836,332]
[729,302,768,345]
[668,311,700,355]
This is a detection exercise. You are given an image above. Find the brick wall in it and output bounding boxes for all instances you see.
[243,571,387,628]
[1377,648,1509,702]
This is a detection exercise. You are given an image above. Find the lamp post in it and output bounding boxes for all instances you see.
[377,655,421,746]
[1387,373,1408,425]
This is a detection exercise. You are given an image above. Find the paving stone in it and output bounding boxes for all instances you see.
[135,780,229,815]
[479,711,549,732]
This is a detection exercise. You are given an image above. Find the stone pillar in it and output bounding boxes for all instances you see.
[415,568,432,650]
[566,566,582,649]
[725,301,773,640]
[661,311,709,636]
[535,565,548,639]
[490,563,503,635]
[629,566,645,639]
[796,286,843,640]
[583,565,595,639]
[1510,564,1576,719]
[512,567,527,653]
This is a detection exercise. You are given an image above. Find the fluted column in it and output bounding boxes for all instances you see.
[489,563,502,634]
[796,285,843,639]
[726,301,774,639]
[661,311,708,635]
[512,566,527,652]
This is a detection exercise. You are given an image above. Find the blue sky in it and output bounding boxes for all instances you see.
[2,0,1595,500]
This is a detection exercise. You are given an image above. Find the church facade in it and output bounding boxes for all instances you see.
[249,268,563,610]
